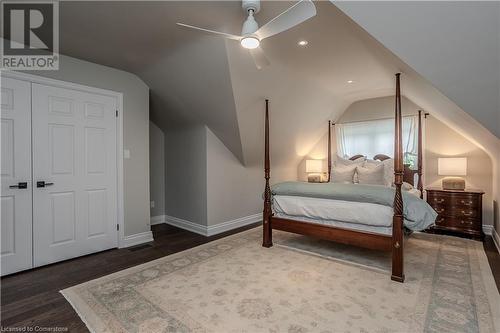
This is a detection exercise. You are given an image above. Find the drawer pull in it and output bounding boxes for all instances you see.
[460,200,473,205]
[461,210,473,216]
[434,198,445,203]
[460,220,473,225]
[436,217,445,224]
[436,208,445,213]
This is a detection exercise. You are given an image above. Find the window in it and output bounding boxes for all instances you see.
[336,116,418,168]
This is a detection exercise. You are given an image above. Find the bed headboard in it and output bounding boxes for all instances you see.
[341,110,424,194]
[349,154,365,161]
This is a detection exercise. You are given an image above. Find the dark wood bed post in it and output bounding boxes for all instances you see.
[327,121,332,182]
[417,110,424,198]
[263,99,273,248]
[391,73,405,283]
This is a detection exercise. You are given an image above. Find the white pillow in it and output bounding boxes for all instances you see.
[401,182,414,191]
[334,155,365,167]
[356,164,385,185]
[382,158,395,187]
[363,159,382,168]
[363,158,393,186]
[330,165,356,184]
[334,156,365,183]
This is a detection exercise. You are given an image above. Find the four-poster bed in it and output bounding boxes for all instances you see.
[262,73,433,282]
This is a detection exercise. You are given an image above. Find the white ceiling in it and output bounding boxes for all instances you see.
[225,2,400,167]
[57,1,491,169]
[335,1,500,139]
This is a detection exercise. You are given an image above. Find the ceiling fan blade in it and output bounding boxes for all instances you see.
[255,0,316,40]
[176,23,241,41]
[249,47,270,70]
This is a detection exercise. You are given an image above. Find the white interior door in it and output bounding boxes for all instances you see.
[32,83,118,267]
[1,77,33,275]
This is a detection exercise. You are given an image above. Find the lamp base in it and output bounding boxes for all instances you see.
[308,174,322,183]
[442,177,465,190]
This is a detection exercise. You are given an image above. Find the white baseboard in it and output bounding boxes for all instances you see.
[150,215,166,225]
[207,213,261,236]
[492,227,500,254]
[120,231,154,248]
[160,213,261,237]
[483,225,493,236]
[165,215,207,236]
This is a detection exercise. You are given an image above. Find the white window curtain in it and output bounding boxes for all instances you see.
[336,116,418,167]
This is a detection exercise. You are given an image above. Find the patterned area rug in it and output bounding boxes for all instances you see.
[62,228,500,333]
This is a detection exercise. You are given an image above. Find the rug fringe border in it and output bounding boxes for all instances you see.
[60,289,98,333]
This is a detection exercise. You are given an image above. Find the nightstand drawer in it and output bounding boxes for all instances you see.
[428,193,480,209]
[449,217,480,231]
[451,207,479,218]
[450,196,479,208]
[432,206,447,215]
[435,216,481,231]
[428,195,448,206]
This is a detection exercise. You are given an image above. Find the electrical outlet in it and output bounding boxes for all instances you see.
[150,201,155,208]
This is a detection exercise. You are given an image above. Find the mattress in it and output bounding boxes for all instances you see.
[273,195,394,228]
[273,212,393,235]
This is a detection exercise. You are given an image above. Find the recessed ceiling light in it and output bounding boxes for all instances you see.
[298,40,308,46]
[347,80,354,84]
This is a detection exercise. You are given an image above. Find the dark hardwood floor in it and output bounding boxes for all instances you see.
[0,223,259,332]
[1,224,499,332]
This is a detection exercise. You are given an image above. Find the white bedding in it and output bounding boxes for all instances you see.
[273,212,393,235]
[273,195,394,228]
[272,187,422,235]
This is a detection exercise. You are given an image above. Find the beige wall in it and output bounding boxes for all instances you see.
[299,97,494,227]
[425,115,494,226]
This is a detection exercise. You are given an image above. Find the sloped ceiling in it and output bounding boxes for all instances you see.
[334,1,500,138]
[226,2,401,170]
[57,1,497,171]
[58,1,258,162]
[57,1,406,168]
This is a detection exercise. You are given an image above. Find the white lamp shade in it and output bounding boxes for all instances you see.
[306,159,323,173]
[438,157,467,176]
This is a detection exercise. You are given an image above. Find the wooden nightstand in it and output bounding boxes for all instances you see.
[426,187,484,240]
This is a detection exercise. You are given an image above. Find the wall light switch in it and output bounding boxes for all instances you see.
[124,149,131,159]
[150,201,155,208]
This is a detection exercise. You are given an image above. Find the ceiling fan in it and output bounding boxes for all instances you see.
[177,0,316,69]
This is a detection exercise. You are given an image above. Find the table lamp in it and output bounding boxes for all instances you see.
[438,157,467,190]
[306,159,323,183]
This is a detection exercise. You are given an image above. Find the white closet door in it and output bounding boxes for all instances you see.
[1,77,33,276]
[32,83,118,267]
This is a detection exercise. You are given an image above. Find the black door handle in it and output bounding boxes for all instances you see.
[37,181,54,188]
[9,182,28,189]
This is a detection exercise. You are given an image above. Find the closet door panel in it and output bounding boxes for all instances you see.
[32,83,118,267]
[0,77,33,276]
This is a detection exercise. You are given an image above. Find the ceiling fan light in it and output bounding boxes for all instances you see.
[240,36,260,49]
